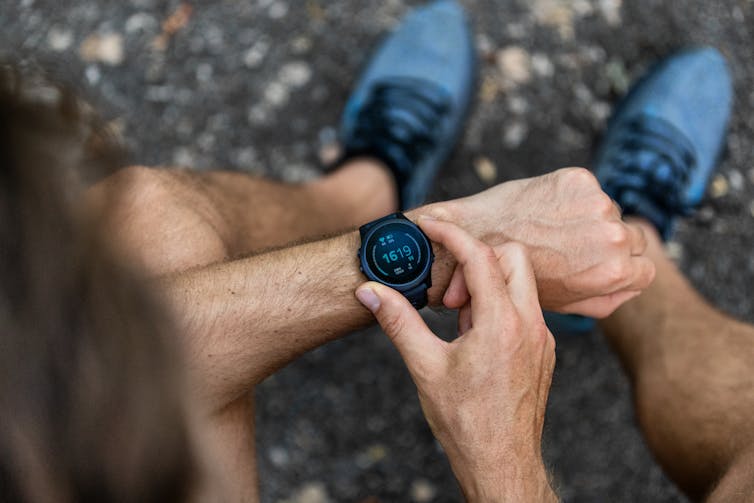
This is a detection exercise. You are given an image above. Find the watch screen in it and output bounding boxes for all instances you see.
[364,222,429,285]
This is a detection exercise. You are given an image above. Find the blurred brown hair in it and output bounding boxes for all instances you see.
[0,61,196,502]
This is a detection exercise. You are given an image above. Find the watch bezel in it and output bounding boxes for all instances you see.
[359,218,434,291]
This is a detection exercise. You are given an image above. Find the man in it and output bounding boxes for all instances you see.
[364,38,753,501]
[86,2,652,499]
[0,3,746,503]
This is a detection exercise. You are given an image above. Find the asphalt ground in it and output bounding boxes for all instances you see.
[3,0,754,501]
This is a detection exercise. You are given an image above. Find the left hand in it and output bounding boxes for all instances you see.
[430,167,656,318]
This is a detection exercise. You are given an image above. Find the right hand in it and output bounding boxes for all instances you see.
[356,218,558,502]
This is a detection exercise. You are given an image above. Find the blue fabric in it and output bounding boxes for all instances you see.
[594,48,733,239]
[339,0,476,210]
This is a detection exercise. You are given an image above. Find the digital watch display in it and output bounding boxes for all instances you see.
[358,213,434,309]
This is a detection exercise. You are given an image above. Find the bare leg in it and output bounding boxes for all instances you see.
[599,219,754,501]
[89,158,397,275]
[87,159,397,501]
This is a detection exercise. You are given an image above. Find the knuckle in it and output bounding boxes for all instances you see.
[593,193,618,219]
[477,243,498,265]
[606,222,630,247]
[562,167,598,188]
[604,259,631,285]
[499,241,528,262]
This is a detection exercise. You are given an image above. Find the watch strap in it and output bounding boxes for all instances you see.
[403,284,429,310]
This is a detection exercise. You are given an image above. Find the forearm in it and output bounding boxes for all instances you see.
[455,462,558,503]
[160,203,459,407]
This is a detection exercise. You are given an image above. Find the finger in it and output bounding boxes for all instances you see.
[626,222,648,256]
[418,217,507,323]
[569,255,656,298]
[556,290,642,318]
[493,242,541,319]
[621,256,656,292]
[356,282,445,375]
[457,303,472,336]
[443,264,470,309]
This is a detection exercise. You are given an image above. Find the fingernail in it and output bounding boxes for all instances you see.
[356,286,381,312]
[417,214,437,222]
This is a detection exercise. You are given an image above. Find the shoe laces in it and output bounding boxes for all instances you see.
[601,114,698,225]
[348,77,452,181]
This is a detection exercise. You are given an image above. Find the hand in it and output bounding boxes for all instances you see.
[356,218,558,503]
[436,167,656,318]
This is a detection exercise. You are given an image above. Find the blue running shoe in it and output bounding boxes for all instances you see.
[548,48,733,337]
[594,48,733,240]
[337,0,477,210]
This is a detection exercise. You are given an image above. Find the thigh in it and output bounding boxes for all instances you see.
[86,166,232,276]
[707,446,754,503]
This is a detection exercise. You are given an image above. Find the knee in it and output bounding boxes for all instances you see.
[89,166,230,275]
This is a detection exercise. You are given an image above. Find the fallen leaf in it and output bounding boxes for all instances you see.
[152,3,193,51]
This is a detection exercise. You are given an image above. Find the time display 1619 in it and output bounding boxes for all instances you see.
[363,222,428,284]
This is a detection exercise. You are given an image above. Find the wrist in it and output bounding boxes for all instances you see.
[455,458,557,503]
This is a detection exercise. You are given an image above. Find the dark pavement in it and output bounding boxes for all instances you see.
[3,0,754,501]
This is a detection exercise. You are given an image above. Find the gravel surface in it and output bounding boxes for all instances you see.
[3,0,754,501]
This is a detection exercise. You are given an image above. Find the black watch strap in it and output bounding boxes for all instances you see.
[403,284,429,309]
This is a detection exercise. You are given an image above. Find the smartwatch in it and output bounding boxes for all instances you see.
[358,213,434,309]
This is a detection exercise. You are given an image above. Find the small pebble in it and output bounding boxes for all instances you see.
[506,22,527,39]
[366,444,387,463]
[79,32,125,66]
[479,75,499,103]
[195,63,213,83]
[410,479,437,503]
[264,81,290,107]
[599,0,623,26]
[172,147,196,167]
[697,206,715,223]
[247,104,270,124]
[605,59,630,94]
[291,36,312,54]
[531,52,554,78]
[475,33,494,57]
[496,46,532,87]
[288,482,330,503]
[531,0,575,39]
[268,446,290,467]
[728,169,745,191]
[125,12,158,33]
[279,61,312,88]
[474,156,497,184]
[268,1,289,19]
[590,101,611,126]
[711,174,729,198]
[47,27,73,51]
[243,39,270,68]
[504,121,528,148]
[507,95,529,115]
[84,65,101,85]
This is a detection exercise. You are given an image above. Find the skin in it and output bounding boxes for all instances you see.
[357,218,558,502]
[600,220,754,502]
[88,161,653,501]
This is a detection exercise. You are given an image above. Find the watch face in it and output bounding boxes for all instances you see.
[363,221,432,286]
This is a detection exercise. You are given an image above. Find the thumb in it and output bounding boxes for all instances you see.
[356,282,445,376]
